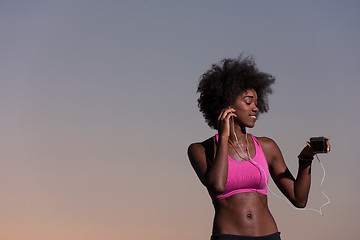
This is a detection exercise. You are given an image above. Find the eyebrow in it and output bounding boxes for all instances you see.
[243,95,254,99]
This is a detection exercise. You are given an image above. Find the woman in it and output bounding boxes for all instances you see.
[187,56,330,240]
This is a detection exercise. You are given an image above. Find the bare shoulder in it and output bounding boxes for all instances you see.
[254,136,279,149]
[188,141,205,156]
[253,136,282,164]
[187,136,214,161]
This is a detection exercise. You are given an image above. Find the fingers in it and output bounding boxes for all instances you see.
[326,138,331,152]
[218,107,237,121]
[225,110,237,120]
[217,108,237,137]
[218,108,233,120]
[306,138,331,153]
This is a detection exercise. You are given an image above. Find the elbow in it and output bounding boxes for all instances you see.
[207,181,226,195]
[293,199,308,208]
[294,203,307,208]
[205,171,227,194]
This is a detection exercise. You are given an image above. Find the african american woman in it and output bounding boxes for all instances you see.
[187,55,331,240]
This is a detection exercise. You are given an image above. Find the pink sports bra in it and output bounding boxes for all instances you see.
[209,133,270,201]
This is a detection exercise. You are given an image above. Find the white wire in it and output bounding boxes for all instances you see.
[231,122,330,216]
[266,154,330,216]
[232,117,251,160]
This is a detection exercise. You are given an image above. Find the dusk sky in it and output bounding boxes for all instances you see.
[1,1,359,240]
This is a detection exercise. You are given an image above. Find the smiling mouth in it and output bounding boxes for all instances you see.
[250,115,257,120]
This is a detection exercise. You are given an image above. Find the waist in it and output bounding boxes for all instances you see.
[211,232,281,240]
[212,193,277,236]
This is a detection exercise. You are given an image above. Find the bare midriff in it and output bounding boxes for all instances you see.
[212,192,278,236]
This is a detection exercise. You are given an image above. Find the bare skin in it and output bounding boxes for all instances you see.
[188,89,331,236]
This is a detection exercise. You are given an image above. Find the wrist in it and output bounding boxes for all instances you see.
[298,155,313,166]
[218,133,229,142]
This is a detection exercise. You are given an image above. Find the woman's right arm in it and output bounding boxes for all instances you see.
[187,108,236,194]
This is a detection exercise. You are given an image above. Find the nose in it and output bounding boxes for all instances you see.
[253,104,259,113]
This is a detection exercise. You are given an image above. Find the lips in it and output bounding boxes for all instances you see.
[250,115,257,120]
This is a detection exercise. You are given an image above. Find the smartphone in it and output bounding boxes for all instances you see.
[310,137,328,153]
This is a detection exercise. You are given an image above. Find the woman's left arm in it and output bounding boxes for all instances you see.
[259,137,330,208]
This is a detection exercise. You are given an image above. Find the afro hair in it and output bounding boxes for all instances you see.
[197,55,275,129]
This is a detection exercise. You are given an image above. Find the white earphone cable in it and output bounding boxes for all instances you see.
[231,118,330,215]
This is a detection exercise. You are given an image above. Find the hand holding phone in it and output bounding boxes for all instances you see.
[310,137,329,153]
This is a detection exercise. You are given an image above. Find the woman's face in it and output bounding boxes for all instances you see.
[232,89,259,128]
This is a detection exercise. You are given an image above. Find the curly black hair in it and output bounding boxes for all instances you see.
[197,55,275,129]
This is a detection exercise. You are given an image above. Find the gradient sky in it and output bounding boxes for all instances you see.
[1,1,359,240]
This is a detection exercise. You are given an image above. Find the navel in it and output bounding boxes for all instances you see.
[247,212,252,219]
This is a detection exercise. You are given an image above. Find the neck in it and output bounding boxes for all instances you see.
[229,121,247,144]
